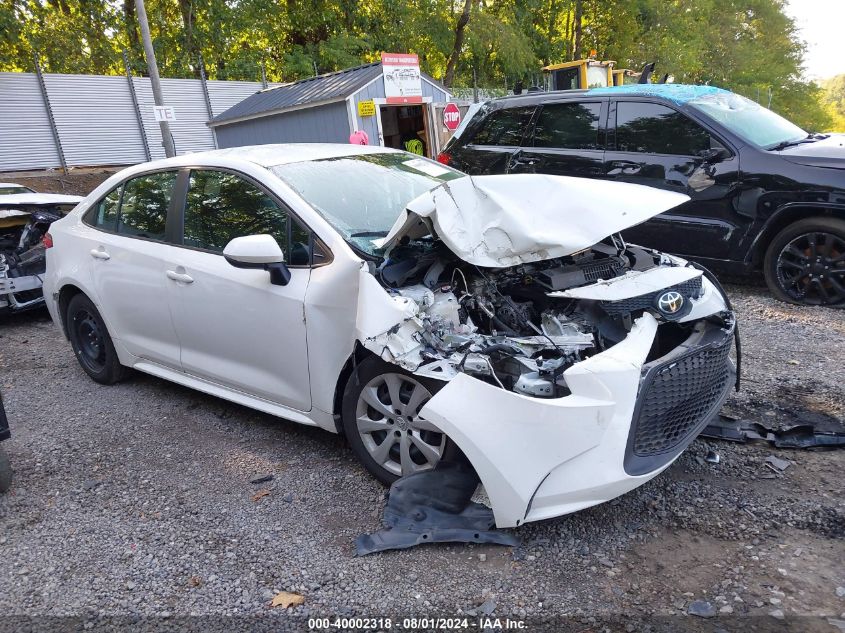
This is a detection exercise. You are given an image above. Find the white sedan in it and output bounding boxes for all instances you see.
[43,144,737,528]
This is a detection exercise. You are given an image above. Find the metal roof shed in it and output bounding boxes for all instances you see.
[209,61,452,158]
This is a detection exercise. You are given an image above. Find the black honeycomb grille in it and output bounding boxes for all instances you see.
[623,321,735,476]
[601,275,703,317]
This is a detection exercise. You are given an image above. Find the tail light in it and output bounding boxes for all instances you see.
[43,233,54,248]
[436,151,451,165]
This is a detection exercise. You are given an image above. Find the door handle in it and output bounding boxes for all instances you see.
[166,270,194,284]
[90,248,110,260]
[608,160,642,175]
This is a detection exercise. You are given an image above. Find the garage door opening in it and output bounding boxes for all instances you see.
[379,104,430,157]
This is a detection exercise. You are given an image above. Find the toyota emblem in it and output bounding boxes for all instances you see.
[656,290,684,315]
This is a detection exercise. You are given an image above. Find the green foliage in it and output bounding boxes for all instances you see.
[820,75,845,132]
[0,0,836,131]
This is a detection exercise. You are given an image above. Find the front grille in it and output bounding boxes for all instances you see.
[602,275,703,317]
[583,259,623,283]
[624,318,735,476]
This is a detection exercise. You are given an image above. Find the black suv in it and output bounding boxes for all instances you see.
[439,85,845,306]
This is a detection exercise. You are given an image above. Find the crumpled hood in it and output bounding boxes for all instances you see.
[0,193,83,208]
[381,174,690,267]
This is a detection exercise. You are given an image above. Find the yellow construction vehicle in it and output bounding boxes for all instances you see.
[542,58,615,91]
[542,58,655,91]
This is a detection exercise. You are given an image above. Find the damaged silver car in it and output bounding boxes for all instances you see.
[43,145,738,528]
[1,189,82,313]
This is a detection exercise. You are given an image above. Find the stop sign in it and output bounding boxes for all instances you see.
[443,103,461,131]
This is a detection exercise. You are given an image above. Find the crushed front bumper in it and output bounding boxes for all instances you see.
[0,255,45,313]
[420,312,736,528]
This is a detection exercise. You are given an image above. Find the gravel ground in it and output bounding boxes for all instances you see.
[0,283,842,631]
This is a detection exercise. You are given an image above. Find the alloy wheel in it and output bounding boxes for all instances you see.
[775,231,845,305]
[354,373,446,477]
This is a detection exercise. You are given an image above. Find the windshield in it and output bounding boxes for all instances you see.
[688,91,807,149]
[0,186,34,195]
[272,152,463,255]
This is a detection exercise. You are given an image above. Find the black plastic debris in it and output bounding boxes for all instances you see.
[701,415,845,449]
[249,474,274,484]
[355,461,519,556]
[0,388,12,493]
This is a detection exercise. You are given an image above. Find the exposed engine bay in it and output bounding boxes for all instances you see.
[1,197,79,312]
[364,232,711,399]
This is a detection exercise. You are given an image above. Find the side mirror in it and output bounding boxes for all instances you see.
[223,235,291,286]
[698,147,730,163]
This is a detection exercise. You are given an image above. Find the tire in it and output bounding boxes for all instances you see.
[0,445,11,493]
[763,217,845,307]
[341,356,458,485]
[66,293,130,384]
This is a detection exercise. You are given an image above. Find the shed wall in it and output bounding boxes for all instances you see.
[214,101,350,148]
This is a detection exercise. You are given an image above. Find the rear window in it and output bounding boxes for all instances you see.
[469,107,535,147]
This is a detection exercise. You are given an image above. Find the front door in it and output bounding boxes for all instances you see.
[165,169,312,411]
[86,171,182,370]
[507,100,606,178]
[605,100,743,260]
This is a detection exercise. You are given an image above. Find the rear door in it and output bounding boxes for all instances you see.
[507,100,606,178]
[164,168,313,411]
[85,171,182,370]
[605,100,743,260]
[448,106,536,174]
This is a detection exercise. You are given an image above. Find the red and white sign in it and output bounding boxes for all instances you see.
[381,52,422,104]
[442,102,461,131]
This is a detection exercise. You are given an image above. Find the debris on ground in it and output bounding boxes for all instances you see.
[687,599,716,618]
[270,591,304,608]
[356,462,519,556]
[251,489,271,502]
[701,415,845,449]
[765,455,792,471]
[249,474,274,484]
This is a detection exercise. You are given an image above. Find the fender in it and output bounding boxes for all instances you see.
[744,200,845,264]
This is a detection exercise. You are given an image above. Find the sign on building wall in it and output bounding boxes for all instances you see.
[358,100,376,116]
[381,53,422,104]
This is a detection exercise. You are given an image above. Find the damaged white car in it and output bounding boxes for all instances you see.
[43,145,738,528]
[1,189,82,313]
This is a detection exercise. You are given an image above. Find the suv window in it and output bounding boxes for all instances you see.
[183,169,313,265]
[470,107,535,147]
[615,102,711,155]
[117,171,177,240]
[533,102,602,150]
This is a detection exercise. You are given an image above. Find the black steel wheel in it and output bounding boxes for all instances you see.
[764,217,845,307]
[66,293,130,384]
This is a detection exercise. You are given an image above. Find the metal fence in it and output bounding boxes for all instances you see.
[0,70,279,173]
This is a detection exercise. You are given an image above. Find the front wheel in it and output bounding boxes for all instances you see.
[341,356,457,485]
[764,217,845,307]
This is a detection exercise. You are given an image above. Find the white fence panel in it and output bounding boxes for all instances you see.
[0,72,276,172]
[45,73,148,167]
[0,72,61,172]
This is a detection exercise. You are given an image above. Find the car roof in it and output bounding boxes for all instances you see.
[488,84,732,107]
[0,182,31,188]
[131,143,405,172]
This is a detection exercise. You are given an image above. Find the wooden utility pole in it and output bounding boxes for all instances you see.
[136,0,175,157]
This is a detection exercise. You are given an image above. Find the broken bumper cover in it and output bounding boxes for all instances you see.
[0,256,45,312]
[420,312,736,528]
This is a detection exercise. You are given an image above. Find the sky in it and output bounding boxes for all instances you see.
[784,0,845,80]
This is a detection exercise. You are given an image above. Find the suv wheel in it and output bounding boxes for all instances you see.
[764,217,845,307]
[66,293,131,384]
[341,356,456,485]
